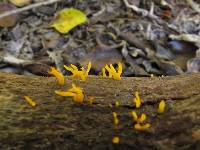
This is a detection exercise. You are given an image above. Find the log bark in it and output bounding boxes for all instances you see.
[0,72,200,150]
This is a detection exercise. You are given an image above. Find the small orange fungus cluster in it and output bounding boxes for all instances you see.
[47,62,92,105]
[64,62,91,81]
[48,67,65,85]
[111,100,122,144]
[130,111,150,131]
[55,83,84,104]
[131,92,166,131]
[24,96,37,107]
[102,62,122,80]
[131,111,146,123]
[21,61,168,145]
[112,112,120,144]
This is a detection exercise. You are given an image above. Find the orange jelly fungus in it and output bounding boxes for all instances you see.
[138,113,146,123]
[48,67,65,85]
[115,101,120,107]
[55,83,84,104]
[134,91,141,108]
[158,100,166,113]
[131,111,147,123]
[112,136,120,144]
[24,96,37,107]
[103,62,122,80]
[131,111,138,122]
[102,68,106,77]
[134,123,151,131]
[112,112,119,126]
[109,103,113,108]
[64,62,91,81]
[87,96,94,105]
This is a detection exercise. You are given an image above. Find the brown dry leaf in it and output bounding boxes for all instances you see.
[119,32,151,51]
[9,0,31,7]
[0,3,18,27]
[128,0,140,6]
[23,62,51,76]
[156,60,184,75]
[161,9,172,19]
[80,45,122,71]
[90,11,118,24]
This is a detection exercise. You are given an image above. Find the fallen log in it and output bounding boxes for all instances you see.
[0,72,200,149]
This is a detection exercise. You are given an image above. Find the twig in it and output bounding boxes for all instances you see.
[146,23,152,40]
[0,0,63,19]
[169,34,200,43]
[123,0,158,19]
[92,5,106,17]
[3,55,29,65]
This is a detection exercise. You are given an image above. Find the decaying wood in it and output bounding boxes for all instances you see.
[0,72,200,149]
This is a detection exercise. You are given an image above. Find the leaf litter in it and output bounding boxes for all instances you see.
[0,0,199,76]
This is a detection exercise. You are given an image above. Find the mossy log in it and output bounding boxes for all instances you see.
[0,72,200,150]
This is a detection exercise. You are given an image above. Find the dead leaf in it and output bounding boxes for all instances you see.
[23,62,51,76]
[80,45,122,71]
[156,60,184,75]
[161,9,172,19]
[119,32,151,51]
[90,10,118,24]
[0,3,18,27]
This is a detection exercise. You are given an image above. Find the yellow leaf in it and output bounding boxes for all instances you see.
[51,8,87,33]
[9,0,31,7]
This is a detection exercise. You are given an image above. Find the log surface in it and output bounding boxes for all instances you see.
[0,72,200,150]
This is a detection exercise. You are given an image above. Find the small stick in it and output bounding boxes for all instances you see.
[0,0,63,19]
[123,0,158,19]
